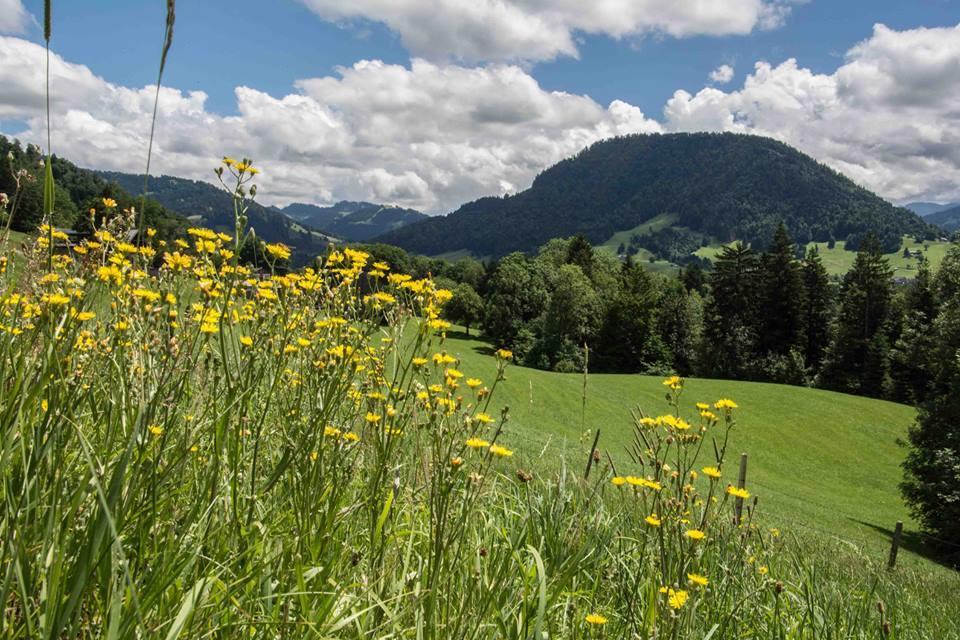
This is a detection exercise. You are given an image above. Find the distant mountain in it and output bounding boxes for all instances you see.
[376,132,934,260]
[281,201,427,242]
[98,171,337,265]
[926,204,960,232]
[904,202,960,217]
[0,134,188,240]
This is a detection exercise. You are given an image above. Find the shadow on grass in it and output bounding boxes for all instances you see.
[847,518,960,570]
[446,329,496,356]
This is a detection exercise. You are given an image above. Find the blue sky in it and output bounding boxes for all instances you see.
[17,0,960,117]
[2,0,959,211]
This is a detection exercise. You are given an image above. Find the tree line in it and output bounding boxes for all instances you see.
[364,231,960,555]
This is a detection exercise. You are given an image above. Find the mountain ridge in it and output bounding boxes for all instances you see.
[375,132,935,260]
[97,170,338,265]
[281,200,427,241]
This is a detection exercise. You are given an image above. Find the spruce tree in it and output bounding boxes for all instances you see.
[800,246,832,371]
[889,258,937,404]
[758,224,804,358]
[595,258,663,372]
[902,246,960,553]
[818,234,893,397]
[564,234,596,282]
[701,242,759,378]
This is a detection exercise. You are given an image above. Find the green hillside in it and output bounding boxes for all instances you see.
[98,170,338,265]
[695,235,952,277]
[377,132,934,258]
[434,327,928,565]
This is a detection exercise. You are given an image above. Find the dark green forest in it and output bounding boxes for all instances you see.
[99,171,335,265]
[377,132,937,259]
[0,135,188,242]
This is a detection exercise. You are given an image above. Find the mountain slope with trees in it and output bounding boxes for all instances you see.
[282,201,427,242]
[98,170,336,264]
[376,132,934,259]
[925,204,960,232]
[0,135,188,241]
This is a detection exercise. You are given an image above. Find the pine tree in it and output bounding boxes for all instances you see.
[889,258,937,404]
[595,258,664,372]
[564,234,596,282]
[901,246,960,553]
[757,224,804,358]
[800,246,832,371]
[701,242,759,378]
[818,234,893,397]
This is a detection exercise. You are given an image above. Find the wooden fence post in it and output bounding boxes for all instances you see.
[734,453,748,525]
[888,521,903,569]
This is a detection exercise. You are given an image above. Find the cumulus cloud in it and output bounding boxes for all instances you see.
[1,22,958,215]
[665,23,960,204]
[709,64,735,84]
[0,0,30,35]
[299,0,793,62]
[0,36,660,212]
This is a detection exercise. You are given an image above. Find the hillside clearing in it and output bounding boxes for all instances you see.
[435,327,940,570]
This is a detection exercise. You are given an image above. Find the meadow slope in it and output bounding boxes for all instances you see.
[437,328,930,566]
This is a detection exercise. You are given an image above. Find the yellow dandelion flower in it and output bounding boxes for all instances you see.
[687,573,709,587]
[662,375,682,390]
[489,444,513,457]
[715,398,738,410]
[685,529,706,541]
[668,589,689,609]
[726,486,750,500]
[645,514,661,527]
[465,437,490,449]
[702,466,721,479]
[585,613,608,625]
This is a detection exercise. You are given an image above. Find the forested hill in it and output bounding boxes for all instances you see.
[926,204,960,232]
[281,201,427,242]
[0,135,188,241]
[376,132,934,258]
[98,171,337,264]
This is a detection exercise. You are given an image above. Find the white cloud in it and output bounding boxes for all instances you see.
[0,0,30,35]
[665,23,960,204]
[709,64,735,84]
[1,22,959,216]
[0,36,660,212]
[299,0,793,62]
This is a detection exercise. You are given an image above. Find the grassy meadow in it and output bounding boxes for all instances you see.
[439,329,918,558]
[2,201,959,638]
[695,236,952,278]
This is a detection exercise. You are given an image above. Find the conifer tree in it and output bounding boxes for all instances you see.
[889,258,937,403]
[757,223,804,358]
[701,242,759,377]
[902,246,960,552]
[800,246,832,371]
[818,234,893,396]
[595,257,664,372]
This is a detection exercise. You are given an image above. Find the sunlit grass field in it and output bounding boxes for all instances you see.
[2,208,959,637]
[438,329,929,563]
[696,235,952,278]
